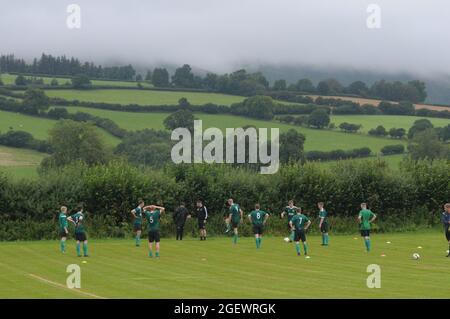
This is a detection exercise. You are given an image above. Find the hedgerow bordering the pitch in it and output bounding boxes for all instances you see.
[0,159,448,240]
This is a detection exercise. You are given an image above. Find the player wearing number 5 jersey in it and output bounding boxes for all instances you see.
[248,204,269,249]
[289,207,311,256]
[143,204,165,258]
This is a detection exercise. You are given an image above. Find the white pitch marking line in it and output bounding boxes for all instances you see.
[28,273,107,299]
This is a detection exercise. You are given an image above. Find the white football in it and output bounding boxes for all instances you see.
[79,216,83,221]
[412,253,420,260]
[283,237,290,242]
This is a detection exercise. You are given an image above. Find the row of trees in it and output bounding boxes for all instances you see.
[145,64,428,103]
[0,54,135,80]
[0,53,431,103]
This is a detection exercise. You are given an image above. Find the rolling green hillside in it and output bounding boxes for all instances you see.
[60,106,407,152]
[332,115,449,132]
[0,110,120,146]
[45,89,245,106]
[0,73,151,88]
[0,145,46,179]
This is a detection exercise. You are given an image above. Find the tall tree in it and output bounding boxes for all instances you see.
[42,120,108,168]
[408,129,449,160]
[152,68,170,87]
[163,109,197,132]
[172,64,195,88]
[279,129,305,163]
[71,74,92,89]
[22,89,50,115]
[273,79,287,91]
[407,119,434,139]
[307,109,330,129]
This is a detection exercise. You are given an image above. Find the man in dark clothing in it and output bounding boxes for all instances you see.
[442,203,450,257]
[173,202,191,240]
[196,200,208,241]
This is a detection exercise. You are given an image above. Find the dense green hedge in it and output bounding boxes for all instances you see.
[305,147,372,161]
[380,144,405,155]
[0,159,448,240]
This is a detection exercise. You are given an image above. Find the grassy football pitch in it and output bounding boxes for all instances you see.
[0,232,448,298]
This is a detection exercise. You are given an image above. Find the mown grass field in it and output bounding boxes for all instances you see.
[306,94,450,112]
[0,73,151,88]
[60,106,407,152]
[0,233,448,298]
[315,154,406,170]
[45,89,245,106]
[0,145,46,179]
[0,110,120,146]
[332,115,450,133]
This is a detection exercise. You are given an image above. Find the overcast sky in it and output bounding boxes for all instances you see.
[1,0,450,76]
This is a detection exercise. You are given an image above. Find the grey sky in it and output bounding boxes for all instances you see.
[1,0,450,76]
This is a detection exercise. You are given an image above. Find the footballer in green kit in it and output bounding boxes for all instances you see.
[58,206,69,253]
[227,198,243,244]
[143,204,165,258]
[318,202,329,246]
[289,207,311,256]
[358,203,377,252]
[131,199,145,247]
[68,205,88,257]
[281,200,297,242]
[247,204,269,249]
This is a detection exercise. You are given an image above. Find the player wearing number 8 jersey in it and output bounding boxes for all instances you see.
[289,207,311,256]
[143,204,165,258]
[248,204,269,249]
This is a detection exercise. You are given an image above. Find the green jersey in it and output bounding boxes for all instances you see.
[133,206,143,225]
[359,209,375,230]
[71,212,85,233]
[290,214,310,231]
[249,210,268,225]
[58,212,68,231]
[283,206,297,223]
[144,209,161,231]
[230,203,241,223]
[319,209,328,223]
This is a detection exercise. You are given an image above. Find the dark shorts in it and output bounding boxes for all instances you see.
[360,229,370,237]
[133,223,142,232]
[253,224,264,235]
[231,221,240,228]
[287,223,292,231]
[75,232,87,242]
[445,225,450,241]
[198,220,206,230]
[59,230,68,238]
[294,229,306,242]
[148,230,160,243]
[320,222,329,233]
